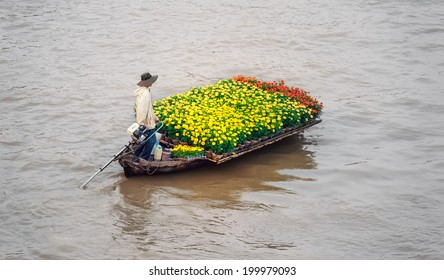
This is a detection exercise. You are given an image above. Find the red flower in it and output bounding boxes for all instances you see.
[232,75,323,116]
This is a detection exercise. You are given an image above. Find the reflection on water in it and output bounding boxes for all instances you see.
[116,135,317,208]
[110,135,318,258]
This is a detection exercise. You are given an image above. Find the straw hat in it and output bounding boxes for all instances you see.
[137,72,158,87]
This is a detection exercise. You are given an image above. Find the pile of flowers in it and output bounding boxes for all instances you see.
[153,76,322,154]
[170,144,204,158]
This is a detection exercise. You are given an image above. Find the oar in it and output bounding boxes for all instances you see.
[80,144,130,189]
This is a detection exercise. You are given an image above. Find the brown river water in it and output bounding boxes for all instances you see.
[1,0,443,259]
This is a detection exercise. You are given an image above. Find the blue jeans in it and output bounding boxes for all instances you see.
[135,129,156,160]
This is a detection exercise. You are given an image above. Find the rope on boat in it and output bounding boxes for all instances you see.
[146,164,160,175]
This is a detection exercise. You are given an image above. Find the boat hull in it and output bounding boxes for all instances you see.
[118,119,321,177]
[119,156,208,177]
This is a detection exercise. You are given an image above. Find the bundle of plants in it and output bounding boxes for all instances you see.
[170,144,204,159]
[153,77,322,154]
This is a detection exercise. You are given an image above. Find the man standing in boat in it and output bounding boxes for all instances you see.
[133,72,160,162]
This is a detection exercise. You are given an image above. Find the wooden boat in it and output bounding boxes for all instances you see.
[117,119,321,177]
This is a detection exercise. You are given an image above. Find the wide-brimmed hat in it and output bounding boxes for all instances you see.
[137,72,158,87]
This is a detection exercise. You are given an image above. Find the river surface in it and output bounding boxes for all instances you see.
[1,0,443,259]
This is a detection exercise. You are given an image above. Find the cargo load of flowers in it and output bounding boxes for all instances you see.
[153,75,323,160]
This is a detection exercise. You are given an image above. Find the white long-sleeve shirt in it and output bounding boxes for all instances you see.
[134,86,158,129]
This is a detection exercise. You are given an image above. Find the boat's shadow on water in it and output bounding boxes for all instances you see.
[114,135,318,208]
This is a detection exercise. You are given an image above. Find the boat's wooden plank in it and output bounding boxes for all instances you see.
[213,119,321,164]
